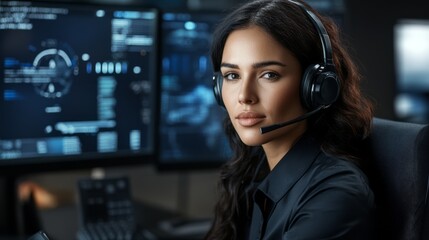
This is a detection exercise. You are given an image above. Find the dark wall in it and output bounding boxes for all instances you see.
[345,0,429,120]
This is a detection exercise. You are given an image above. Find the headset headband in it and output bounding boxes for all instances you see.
[288,0,334,67]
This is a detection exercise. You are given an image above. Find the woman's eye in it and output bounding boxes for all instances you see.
[223,72,239,80]
[262,72,280,80]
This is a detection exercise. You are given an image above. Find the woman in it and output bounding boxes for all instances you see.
[206,0,375,239]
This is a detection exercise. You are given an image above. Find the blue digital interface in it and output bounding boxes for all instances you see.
[159,11,231,166]
[0,1,158,163]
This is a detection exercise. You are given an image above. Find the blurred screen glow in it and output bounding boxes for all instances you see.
[394,19,429,92]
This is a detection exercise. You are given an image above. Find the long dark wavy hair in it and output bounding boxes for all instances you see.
[205,0,374,239]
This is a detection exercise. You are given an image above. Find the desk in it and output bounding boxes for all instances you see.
[39,202,210,240]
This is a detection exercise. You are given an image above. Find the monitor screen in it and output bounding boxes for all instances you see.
[393,19,429,123]
[0,1,159,171]
[394,19,429,92]
[158,11,231,169]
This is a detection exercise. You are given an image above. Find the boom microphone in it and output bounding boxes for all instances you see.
[260,105,327,134]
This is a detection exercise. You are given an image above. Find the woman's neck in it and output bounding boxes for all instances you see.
[262,122,307,170]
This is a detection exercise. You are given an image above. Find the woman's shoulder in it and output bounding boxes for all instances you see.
[309,152,373,194]
[281,152,376,240]
[314,152,367,175]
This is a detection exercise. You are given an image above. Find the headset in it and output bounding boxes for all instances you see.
[212,0,340,125]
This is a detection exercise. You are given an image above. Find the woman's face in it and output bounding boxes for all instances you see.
[220,25,307,147]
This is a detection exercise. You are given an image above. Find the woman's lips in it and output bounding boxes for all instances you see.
[236,112,265,127]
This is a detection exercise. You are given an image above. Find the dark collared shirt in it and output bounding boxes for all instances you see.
[248,135,375,239]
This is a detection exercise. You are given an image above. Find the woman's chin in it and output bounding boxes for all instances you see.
[238,131,266,146]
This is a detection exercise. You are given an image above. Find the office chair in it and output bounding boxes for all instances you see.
[362,117,429,240]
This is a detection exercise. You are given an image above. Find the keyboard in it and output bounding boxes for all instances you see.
[76,220,143,240]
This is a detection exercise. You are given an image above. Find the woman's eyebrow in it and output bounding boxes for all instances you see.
[220,61,286,69]
[252,61,286,68]
[220,62,239,69]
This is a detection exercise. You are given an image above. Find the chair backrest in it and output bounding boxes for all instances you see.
[363,118,429,240]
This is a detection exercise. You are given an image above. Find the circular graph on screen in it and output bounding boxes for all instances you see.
[32,39,78,98]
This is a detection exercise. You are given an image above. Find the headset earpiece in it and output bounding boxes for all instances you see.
[212,72,224,107]
[300,64,340,110]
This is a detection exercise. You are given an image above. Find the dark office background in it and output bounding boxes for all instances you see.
[347,0,429,120]
[2,0,429,239]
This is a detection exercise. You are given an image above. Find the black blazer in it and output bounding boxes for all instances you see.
[248,135,375,239]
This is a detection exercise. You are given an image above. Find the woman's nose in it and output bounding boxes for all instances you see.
[238,77,258,105]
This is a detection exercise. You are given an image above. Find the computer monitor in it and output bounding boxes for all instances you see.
[158,11,232,169]
[0,0,159,171]
[393,19,429,123]
[0,0,159,235]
